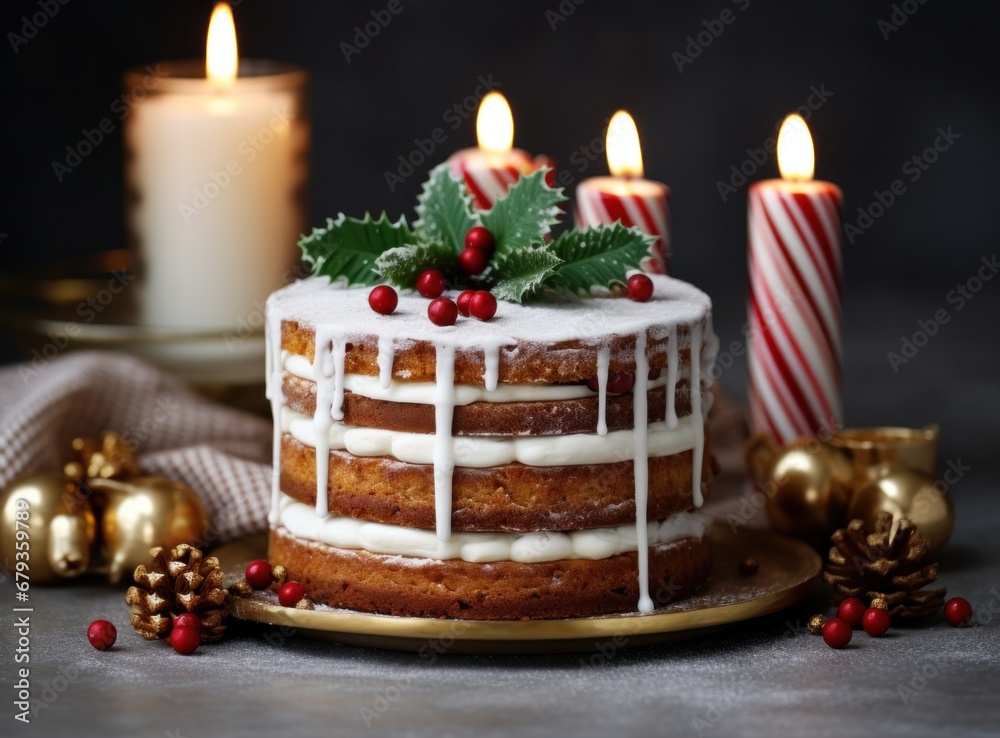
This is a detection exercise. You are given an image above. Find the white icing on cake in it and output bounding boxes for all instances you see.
[277,493,709,564]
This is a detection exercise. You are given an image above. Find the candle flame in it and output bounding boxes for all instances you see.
[476,93,514,153]
[207,2,238,84]
[606,110,644,178]
[777,114,815,181]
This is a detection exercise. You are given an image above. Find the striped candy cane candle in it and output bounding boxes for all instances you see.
[447,92,552,210]
[748,114,844,446]
[575,111,670,274]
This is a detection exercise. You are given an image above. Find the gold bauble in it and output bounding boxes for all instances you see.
[88,476,209,584]
[847,468,953,554]
[0,473,97,584]
[760,442,854,547]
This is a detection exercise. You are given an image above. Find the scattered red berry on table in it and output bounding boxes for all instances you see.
[822,617,853,649]
[944,597,973,627]
[368,285,398,315]
[173,613,201,631]
[87,620,117,651]
[456,289,475,317]
[464,226,495,254]
[458,247,489,276]
[836,597,866,629]
[245,559,274,590]
[168,626,200,655]
[469,291,497,321]
[427,296,459,326]
[416,269,446,298]
[862,607,891,637]
[278,581,308,608]
[625,273,654,302]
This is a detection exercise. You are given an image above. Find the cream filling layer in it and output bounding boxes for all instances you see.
[281,407,698,467]
[278,493,709,564]
[282,351,697,405]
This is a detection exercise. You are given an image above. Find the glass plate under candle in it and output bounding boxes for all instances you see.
[215,523,822,655]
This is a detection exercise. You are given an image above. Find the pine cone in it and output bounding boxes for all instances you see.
[125,544,232,643]
[822,512,946,619]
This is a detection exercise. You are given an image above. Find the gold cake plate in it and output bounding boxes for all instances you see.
[215,523,821,654]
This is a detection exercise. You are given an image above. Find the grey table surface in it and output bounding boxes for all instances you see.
[2,286,999,738]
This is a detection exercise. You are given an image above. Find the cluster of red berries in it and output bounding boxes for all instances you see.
[245,559,308,608]
[821,596,974,649]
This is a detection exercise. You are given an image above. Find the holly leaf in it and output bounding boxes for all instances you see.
[299,212,415,285]
[413,163,480,252]
[373,241,456,288]
[481,168,565,258]
[545,223,657,296]
[491,243,563,303]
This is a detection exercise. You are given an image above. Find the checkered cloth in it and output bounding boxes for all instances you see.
[0,352,272,542]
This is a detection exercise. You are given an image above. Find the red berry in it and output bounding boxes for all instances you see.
[427,297,458,326]
[173,613,201,630]
[416,269,446,298]
[87,620,117,651]
[822,617,853,649]
[278,581,307,608]
[168,626,200,655]
[456,289,475,317]
[464,226,494,253]
[245,559,274,590]
[368,285,398,315]
[648,368,662,380]
[862,607,891,637]
[586,372,636,394]
[458,248,489,276]
[625,273,654,302]
[469,290,497,321]
[944,597,973,627]
[836,597,866,629]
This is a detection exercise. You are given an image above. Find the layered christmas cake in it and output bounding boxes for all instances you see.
[264,163,718,619]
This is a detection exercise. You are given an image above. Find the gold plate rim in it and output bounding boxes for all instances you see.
[219,523,821,653]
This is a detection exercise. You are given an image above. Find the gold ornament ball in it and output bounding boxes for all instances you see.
[847,468,953,554]
[763,443,854,547]
[88,476,209,584]
[0,473,97,584]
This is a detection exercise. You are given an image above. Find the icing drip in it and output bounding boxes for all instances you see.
[265,302,285,525]
[433,345,457,541]
[331,339,346,421]
[312,329,337,519]
[690,322,705,508]
[632,331,654,613]
[596,346,610,437]
[483,344,500,392]
[377,335,394,390]
[666,325,679,429]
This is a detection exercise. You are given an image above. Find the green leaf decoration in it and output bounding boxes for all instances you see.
[413,163,480,252]
[480,168,565,259]
[373,241,456,288]
[491,243,563,303]
[545,223,657,296]
[298,212,416,286]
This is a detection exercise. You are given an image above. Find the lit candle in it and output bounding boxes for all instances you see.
[574,111,670,274]
[447,93,552,209]
[747,114,843,445]
[125,2,309,330]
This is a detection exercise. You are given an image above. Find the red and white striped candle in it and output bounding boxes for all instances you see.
[748,114,843,445]
[575,111,670,274]
[447,92,551,210]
